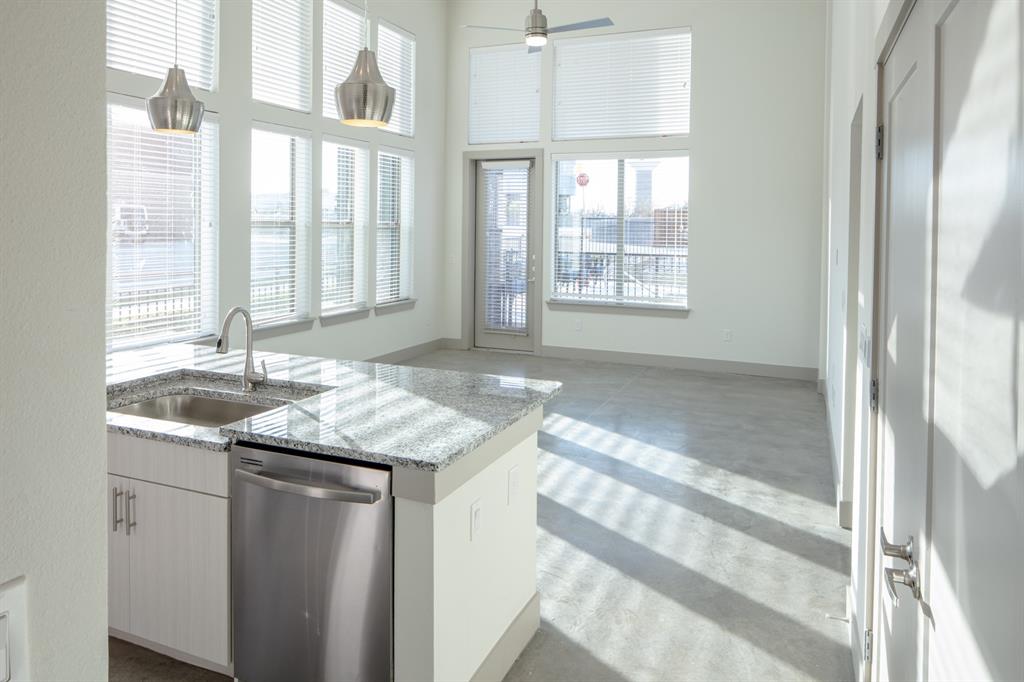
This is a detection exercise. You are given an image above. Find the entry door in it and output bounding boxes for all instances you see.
[873,1,1023,679]
[475,160,537,351]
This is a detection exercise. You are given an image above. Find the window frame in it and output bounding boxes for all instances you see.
[548,150,690,312]
[320,134,370,315]
[374,146,415,306]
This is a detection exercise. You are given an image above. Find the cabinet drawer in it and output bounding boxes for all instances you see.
[108,433,230,497]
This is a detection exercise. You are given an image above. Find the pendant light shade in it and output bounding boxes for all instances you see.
[147,66,205,134]
[336,48,395,128]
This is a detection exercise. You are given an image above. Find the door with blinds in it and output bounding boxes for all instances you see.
[475,161,537,352]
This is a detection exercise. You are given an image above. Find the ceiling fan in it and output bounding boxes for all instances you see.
[462,0,613,51]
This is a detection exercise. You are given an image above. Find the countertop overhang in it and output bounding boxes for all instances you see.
[106,343,561,472]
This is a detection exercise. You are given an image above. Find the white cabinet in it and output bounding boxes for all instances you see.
[107,435,232,672]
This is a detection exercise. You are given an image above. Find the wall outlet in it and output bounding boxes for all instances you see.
[470,499,482,541]
[722,328,733,342]
[574,319,582,332]
[507,465,520,506]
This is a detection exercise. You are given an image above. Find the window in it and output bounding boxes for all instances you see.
[376,150,414,304]
[469,45,541,144]
[551,155,689,308]
[252,0,312,111]
[553,29,691,140]
[107,0,217,89]
[251,127,311,325]
[322,139,368,313]
[323,0,366,120]
[106,100,219,350]
[377,22,416,137]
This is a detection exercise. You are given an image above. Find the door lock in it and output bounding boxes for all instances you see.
[880,527,914,562]
[880,527,920,606]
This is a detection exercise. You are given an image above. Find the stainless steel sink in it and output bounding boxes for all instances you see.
[110,394,276,428]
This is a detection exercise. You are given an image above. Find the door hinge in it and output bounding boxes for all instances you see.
[876,125,884,160]
[870,378,879,412]
[864,628,873,662]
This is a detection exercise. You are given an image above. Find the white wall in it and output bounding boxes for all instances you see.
[443,0,827,372]
[0,2,109,680]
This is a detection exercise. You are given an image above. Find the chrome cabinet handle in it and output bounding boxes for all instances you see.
[880,527,914,563]
[236,468,381,504]
[125,490,137,536]
[884,563,920,607]
[112,487,124,532]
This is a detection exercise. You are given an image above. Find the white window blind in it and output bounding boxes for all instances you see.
[469,45,541,144]
[553,29,692,140]
[253,0,312,111]
[377,22,416,136]
[376,150,414,304]
[323,0,366,120]
[322,139,368,313]
[552,155,689,308]
[480,162,531,333]
[251,127,311,325]
[107,0,217,89]
[106,100,219,351]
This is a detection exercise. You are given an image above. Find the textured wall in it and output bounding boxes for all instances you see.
[0,2,108,679]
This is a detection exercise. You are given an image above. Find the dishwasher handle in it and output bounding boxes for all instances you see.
[236,468,382,504]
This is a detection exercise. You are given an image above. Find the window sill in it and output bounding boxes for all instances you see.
[252,317,316,339]
[546,299,690,317]
[374,298,416,315]
[319,306,371,326]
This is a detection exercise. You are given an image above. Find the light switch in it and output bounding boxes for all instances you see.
[0,612,8,682]
[0,576,27,682]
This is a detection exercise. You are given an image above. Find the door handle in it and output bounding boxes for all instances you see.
[236,468,381,504]
[125,490,137,536]
[880,527,914,563]
[112,486,124,532]
[884,563,920,607]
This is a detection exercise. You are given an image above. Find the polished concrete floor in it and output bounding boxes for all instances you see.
[110,350,853,681]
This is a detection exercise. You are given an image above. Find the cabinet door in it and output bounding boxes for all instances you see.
[108,475,130,633]
[127,479,230,667]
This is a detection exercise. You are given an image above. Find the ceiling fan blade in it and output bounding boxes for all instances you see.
[548,17,614,34]
[461,24,522,32]
[527,45,542,54]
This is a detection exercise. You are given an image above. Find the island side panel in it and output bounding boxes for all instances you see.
[394,432,539,682]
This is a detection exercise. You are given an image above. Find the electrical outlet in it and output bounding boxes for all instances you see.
[507,465,520,506]
[722,329,733,342]
[470,499,482,541]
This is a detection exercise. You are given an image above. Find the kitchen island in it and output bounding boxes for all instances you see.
[105,343,560,682]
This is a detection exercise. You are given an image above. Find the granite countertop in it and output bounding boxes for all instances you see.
[106,343,561,471]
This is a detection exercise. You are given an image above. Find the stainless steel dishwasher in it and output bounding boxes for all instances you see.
[232,444,393,682]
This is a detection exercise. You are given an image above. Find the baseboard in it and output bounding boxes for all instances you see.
[109,629,232,677]
[540,345,817,381]
[369,338,465,363]
[470,592,540,682]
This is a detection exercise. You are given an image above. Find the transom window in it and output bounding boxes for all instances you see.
[551,155,689,308]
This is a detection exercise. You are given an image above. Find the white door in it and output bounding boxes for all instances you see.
[873,1,1023,679]
[108,475,130,633]
[127,479,231,667]
[475,160,537,351]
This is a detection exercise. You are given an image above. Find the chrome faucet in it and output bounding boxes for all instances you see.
[215,306,267,392]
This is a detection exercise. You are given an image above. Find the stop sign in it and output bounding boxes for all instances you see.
[576,173,589,187]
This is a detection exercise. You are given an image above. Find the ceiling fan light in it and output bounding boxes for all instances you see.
[337,48,395,127]
[525,33,547,47]
[146,66,205,135]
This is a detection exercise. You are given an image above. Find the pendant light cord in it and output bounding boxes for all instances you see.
[363,0,369,48]
[173,0,179,66]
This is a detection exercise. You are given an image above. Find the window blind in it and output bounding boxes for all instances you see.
[323,0,366,120]
[322,139,368,313]
[377,22,416,136]
[107,0,217,89]
[553,29,691,140]
[253,0,312,111]
[480,163,531,333]
[469,45,541,144]
[376,150,414,304]
[106,100,219,351]
[251,127,311,325]
[552,155,688,308]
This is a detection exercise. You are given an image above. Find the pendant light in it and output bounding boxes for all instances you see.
[336,0,394,128]
[147,0,205,134]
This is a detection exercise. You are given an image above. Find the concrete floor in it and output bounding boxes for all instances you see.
[110,349,853,681]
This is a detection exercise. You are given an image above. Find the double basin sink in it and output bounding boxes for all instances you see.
[108,370,329,429]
